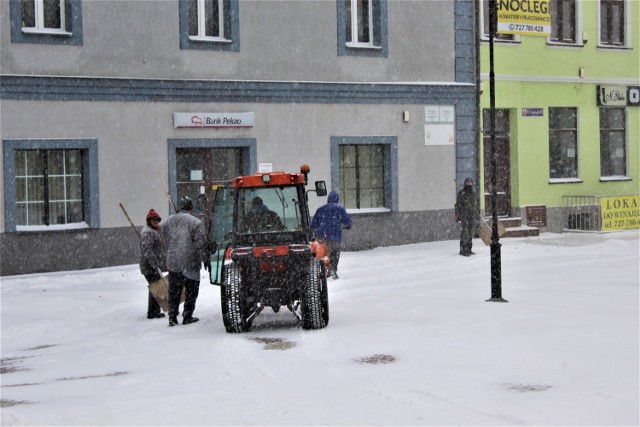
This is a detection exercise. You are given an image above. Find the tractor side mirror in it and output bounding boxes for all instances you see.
[315,181,327,197]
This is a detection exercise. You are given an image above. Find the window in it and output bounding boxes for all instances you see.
[340,144,384,209]
[10,0,82,45]
[600,0,626,47]
[600,108,627,177]
[331,136,398,211]
[549,107,579,180]
[337,0,388,57]
[481,0,516,42]
[3,139,99,232]
[179,0,239,51]
[550,0,576,44]
[14,149,84,226]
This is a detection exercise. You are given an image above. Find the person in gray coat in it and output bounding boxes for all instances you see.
[161,196,208,327]
[139,208,166,319]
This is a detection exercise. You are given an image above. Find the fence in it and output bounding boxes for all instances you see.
[562,195,602,232]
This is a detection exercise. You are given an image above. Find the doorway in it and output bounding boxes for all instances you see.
[482,109,511,217]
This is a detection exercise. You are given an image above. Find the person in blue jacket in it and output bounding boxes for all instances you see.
[311,191,352,279]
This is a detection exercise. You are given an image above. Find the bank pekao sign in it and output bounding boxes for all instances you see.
[597,86,640,107]
[174,112,255,128]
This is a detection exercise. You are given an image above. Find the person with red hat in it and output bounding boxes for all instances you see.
[139,208,166,319]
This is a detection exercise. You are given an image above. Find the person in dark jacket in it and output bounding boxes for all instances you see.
[242,196,283,232]
[455,177,479,256]
[139,208,166,319]
[161,196,208,327]
[311,191,352,279]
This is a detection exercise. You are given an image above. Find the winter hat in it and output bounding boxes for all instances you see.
[146,208,161,221]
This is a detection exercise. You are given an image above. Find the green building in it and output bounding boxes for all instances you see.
[478,0,639,233]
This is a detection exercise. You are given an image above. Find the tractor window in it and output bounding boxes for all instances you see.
[238,187,303,234]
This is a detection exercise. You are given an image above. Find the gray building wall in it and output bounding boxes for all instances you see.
[0,0,478,276]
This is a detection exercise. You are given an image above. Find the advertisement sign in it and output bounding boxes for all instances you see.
[174,112,255,128]
[601,195,640,231]
[597,86,640,107]
[496,0,551,36]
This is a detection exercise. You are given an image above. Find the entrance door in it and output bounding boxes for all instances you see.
[176,147,244,231]
[483,109,511,217]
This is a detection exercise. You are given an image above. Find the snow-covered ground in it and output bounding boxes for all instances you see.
[1,231,638,426]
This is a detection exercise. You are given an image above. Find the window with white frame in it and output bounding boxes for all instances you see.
[600,108,627,177]
[549,107,579,180]
[21,0,68,34]
[3,139,98,232]
[188,0,228,41]
[10,0,82,44]
[179,0,239,51]
[481,0,516,42]
[337,0,387,57]
[550,0,577,44]
[14,149,84,226]
[600,0,626,47]
[346,0,376,47]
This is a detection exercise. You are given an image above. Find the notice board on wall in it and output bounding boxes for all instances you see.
[424,105,455,146]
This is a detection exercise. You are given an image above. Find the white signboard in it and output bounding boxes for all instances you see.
[258,163,273,173]
[425,105,455,145]
[174,112,255,128]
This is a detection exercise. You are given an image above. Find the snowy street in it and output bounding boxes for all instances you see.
[1,231,638,426]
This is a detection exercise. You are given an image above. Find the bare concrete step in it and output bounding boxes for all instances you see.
[482,217,540,238]
[503,225,540,238]
[498,217,523,228]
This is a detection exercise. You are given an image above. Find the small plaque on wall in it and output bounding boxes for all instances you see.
[526,205,547,227]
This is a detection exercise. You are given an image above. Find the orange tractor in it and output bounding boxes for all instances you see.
[207,165,329,332]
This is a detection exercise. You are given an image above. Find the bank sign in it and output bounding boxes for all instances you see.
[496,0,551,36]
[601,196,640,231]
[174,112,255,128]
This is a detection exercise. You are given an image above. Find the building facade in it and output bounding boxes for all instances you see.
[1,0,479,276]
[478,0,639,232]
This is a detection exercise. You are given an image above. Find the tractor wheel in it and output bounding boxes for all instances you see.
[301,258,329,330]
[220,264,250,333]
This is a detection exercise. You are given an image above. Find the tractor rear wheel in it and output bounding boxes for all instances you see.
[301,258,329,329]
[221,264,250,333]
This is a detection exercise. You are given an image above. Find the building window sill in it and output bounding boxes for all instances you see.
[549,178,583,184]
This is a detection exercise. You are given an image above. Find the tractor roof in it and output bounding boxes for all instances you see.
[232,171,305,188]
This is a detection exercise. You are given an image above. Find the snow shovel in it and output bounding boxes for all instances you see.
[477,215,506,246]
[148,269,186,313]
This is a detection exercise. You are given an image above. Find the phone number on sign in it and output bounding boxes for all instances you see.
[508,24,544,32]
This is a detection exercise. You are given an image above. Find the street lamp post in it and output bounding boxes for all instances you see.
[487,0,508,303]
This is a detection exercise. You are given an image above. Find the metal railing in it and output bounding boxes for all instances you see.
[562,195,601,232]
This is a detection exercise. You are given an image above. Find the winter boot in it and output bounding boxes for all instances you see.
[168,315,178,327]
[183,316,200,325]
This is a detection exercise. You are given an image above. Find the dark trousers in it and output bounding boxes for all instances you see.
[326,240,342,275]
[168,271,200,319]
[460,218,475,254]
[143,271,163,317]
